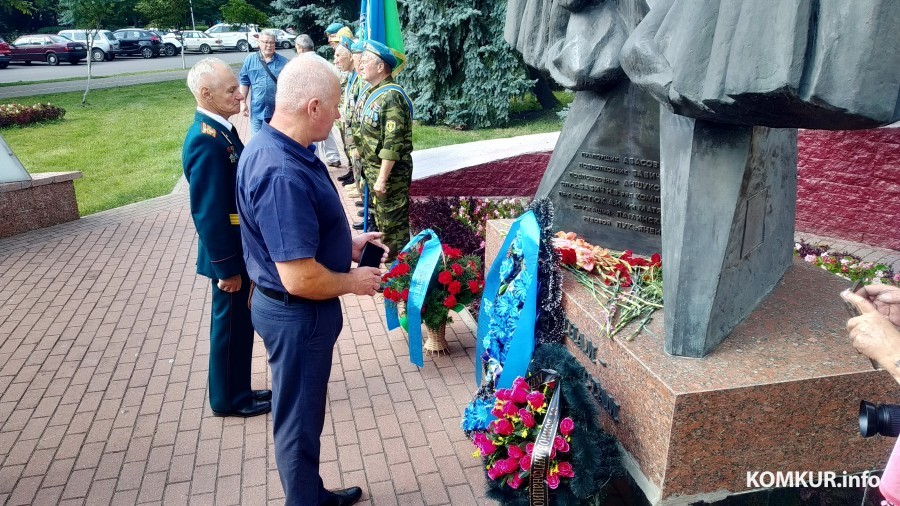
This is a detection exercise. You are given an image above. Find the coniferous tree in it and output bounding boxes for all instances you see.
[269,0,356,42]
[398,0,532,129]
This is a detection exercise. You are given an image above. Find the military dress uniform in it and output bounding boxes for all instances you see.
[182,111,257,415]
[356,75,414,258]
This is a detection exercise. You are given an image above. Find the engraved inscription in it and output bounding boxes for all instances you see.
[556,151,663,239]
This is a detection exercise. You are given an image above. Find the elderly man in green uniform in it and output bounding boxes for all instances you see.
[182,57,271,418]
[356,40,413,257]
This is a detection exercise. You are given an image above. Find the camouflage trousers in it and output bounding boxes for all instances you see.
[364,166,411,262]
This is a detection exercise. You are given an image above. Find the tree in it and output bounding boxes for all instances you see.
[399,0,533,129]
[59,0,125,104]
[220,0,269,26]
[269,0,356,42]
[136,0,193,29]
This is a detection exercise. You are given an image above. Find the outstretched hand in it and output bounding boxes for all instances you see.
[843,289,900,377]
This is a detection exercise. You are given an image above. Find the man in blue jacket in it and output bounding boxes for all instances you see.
[182,57,271,418]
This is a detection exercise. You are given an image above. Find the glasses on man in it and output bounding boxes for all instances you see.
[260,40,276,45]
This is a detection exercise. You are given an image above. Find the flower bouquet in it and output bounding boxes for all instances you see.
[472,376,575,492]
[382,243,484,350]
[795,241,899,286]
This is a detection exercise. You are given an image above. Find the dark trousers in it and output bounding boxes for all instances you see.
[251,288,342,506]
[208,275,254,412]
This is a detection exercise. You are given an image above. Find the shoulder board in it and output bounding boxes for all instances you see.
[363,84,414,120]
[200,122,218,138]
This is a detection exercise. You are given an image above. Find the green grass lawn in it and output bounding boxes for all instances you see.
[2,84,570,216]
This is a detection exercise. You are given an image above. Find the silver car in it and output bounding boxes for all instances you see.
[264,28,296,49]
[58,29,120,62]
[181,30,224,54]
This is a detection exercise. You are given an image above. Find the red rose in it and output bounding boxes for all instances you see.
[559,417,574,436]
[447,280,461,295]
[519,456,531,472]
[651,253,662,266]
[507,471,524,489]
[400,288,409,302]
[394,262,410,276]
[507,445,525,459]
[526,391,545,410]
[546,474,560,489]
[518,408,535,428]
[495,389,511,401]
[468,280,480,293]
[397,252,407,261]
[443,294,457,309]
[438,271,453,285]
[492,419,513,436]
[557,461,574,478]
[553,435,570,453]
[501,401,518,417]
[451,263,463,276]
[559,248,576,265]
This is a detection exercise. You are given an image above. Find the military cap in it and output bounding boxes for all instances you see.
[325,22,344,35]
[328,26,354,44]
[338,36,354,51]
[364,40,406,77]
[350,38,366,54]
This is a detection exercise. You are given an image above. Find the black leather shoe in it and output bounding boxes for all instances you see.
[252,389,272,401]
[342,178,355,187]
[354,200,364,207]
[337,170,353,182]
[324,487,363,506]
[212,399,271,418]
[328,160,343,168]
[351,221,364,230]
[357,210,365,217]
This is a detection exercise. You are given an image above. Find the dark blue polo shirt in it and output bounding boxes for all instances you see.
[236,122,352,293]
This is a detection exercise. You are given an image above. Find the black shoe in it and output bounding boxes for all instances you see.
[328,160,343,168]
[352,221,364,230]
[324,487,363,506]
[357,210,365,217]
[337,170,353,182]
[342,178,355,187]
[252,389,272,401]
[212,399,271,418]
[354,200,364,207]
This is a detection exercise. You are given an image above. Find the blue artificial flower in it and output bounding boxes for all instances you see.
[461,397,493,432]
[499,257,514,283]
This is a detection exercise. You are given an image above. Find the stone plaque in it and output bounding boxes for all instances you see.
[536,82,661,255]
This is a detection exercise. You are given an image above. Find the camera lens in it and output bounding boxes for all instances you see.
[860,400,900,437]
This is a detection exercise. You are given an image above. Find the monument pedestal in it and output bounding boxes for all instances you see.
[485,221,899,505]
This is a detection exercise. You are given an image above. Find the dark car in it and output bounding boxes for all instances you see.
[7,34,87,65]
[0,38,11,69]
[112,29,162,58]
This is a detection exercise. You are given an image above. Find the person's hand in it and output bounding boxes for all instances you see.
[217,275,242,293]
[844,290,900,375]
[351,232,389,263]
[854,284,900,327]
[349,266,383,296]
[240,102,249,117]
[374,178,387,197]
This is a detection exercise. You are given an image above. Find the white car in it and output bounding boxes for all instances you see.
[180,30,224,54]
[263,28,296,49]
[58,29,120,62]
[144,29,183,56]
[205,23,260,52]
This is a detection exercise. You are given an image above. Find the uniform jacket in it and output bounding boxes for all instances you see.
[356,76,413,176]
[182,111,246,280]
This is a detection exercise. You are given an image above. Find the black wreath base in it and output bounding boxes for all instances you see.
[483,344,623,505]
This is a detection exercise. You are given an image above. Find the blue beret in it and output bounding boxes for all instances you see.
[364,40,406,76]
[350,39,366,54]
[339,36,354,51]
[325,22,344,35]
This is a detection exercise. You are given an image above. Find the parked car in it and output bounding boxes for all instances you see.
[205,23,259,52]
[180,30,224,54]
[145,28,183,56]
[58,29,120,62]
[0,38,11,69]
[263,28,296,49]
[112,29,162,58]
[7,34,87,65]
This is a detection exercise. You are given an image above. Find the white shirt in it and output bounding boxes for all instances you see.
[197,107,233,131]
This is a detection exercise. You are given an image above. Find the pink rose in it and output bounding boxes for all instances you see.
[507,472,524,489]
[507,444,525,459]
[473,433,496,456]
[559,417,574,436]
[487,465,503,481]
[553,435,570,453]
[546,474,561,489]
[500,457,520,474]
[519,408,535,428]
[491,405,504,418]
[511,380,529,404]
[525,443,534,455]
[502,401,518,418]
[558,461,575,478]
[492,419,514,436]
[519,455,532,471]
[495,389,511,401]
[526,391,545,410]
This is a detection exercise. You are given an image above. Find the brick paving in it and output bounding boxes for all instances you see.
[1,114,899,505]
[0,117,495,505]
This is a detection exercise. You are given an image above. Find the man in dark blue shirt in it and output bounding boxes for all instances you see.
[238,30,288,136]
[236,53,385,506]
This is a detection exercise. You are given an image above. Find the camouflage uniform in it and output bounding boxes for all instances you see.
[342,72,367,190]
[356,76,413,259]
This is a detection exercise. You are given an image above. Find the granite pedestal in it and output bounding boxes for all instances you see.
[486,219,899,505]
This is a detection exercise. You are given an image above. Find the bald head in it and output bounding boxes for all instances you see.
[275,53,341,113]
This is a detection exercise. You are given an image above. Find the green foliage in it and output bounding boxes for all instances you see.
[136,0,192,29]
[269,0,355,43]
[58,0,125,29]
[399,0,533,129]
[220,0,268,25]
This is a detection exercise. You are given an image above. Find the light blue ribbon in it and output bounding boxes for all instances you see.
[475,211,540,389]
[384,229,442,367]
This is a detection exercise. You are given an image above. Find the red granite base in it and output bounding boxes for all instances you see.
[485,220,899,504]
[0,171,81,238]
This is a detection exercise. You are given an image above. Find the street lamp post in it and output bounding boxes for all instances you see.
[189,0,196,30]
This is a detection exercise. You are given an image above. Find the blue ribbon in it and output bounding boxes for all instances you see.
[475,211,540,389]
[384,229,442,367]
